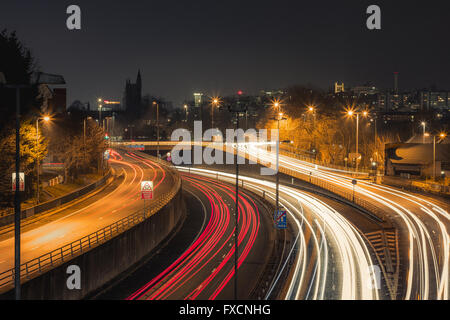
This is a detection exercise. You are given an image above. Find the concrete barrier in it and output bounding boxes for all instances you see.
[0,189,185,300]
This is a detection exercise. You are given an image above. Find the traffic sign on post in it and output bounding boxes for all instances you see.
[141,181,153,200]
[274,210,287,229]
[12,172,24,191]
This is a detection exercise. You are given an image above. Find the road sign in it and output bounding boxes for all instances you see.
[128,144,145,151]
[352,179,357,185]
[103,150,110,160]
[141,181,153,200]
[12,172,25,191]
[274,210,287,229]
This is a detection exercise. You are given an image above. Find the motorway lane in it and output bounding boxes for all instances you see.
[176,167,382,300]
[243,144,449,300]
[0,149,172,277]
[126,172,274,300]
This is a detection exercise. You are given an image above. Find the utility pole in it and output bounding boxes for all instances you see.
[14,88,21,300]
[234,111,239,301]
[36,119,39,204]
[0,72,65,300]
[356,113,359,172]
[83,117,87,165]
[153,102,160,158]
[227,91,247,300]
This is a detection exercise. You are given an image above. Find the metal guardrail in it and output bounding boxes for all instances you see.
[278,166,387,222]
[278,149,371,176]
[0,156,181,292]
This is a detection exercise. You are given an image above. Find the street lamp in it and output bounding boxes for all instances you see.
[432,132,447,180]
[184,104,188,122]
[210,97,220,130]
[271,99,287,220]
[227,90,248,300]
[421,122,426,144]
[98,98,103,128]
[35,115,51,204]
[0,71,65,300]
[346,108,369,172]
[153,101,160,158]
[307,105,317,152]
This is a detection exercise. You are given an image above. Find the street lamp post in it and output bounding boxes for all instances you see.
[35,116,50,204]
[347,109,368,172]
[272,100,287,216]
[433,133,447,180]
[98,98,103,128]
[308,106,316,154]
[421,122,426,144]
[153,101,160,158]
[228,91,248,300]
[184,104,188,122]
[0,71,65,300]
[211,97,219,130]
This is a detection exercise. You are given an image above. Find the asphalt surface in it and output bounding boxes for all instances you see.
[0,149,173,282]
[101,172,275,300]
[243,144,449,300]
[178,166,384,300]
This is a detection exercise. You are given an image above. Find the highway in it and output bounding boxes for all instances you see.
[175,167,381,300]
[0,149,174,287]
[125,170,274,300]
[241,143,449,300]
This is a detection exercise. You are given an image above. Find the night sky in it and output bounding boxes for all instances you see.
[1,0,449,108]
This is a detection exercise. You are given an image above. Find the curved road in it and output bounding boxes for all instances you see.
[0,149,173,288]
[243,143,449,300]
[125,171,273,300]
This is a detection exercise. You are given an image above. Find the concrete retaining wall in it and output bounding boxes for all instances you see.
[0,189,185,300]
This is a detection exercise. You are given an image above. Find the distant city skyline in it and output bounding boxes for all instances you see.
[1,1,449,108]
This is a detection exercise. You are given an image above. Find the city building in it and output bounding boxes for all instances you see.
[124,70,142,112]
[334,82,345,94]
[38,84,67,114]
[194,93,203,107]
[385,134,450,177]
[420,90,449,111]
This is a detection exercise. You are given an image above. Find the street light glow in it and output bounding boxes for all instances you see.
[43,116,50,122]
[271,98,282,109]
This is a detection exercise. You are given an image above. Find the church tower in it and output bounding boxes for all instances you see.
[136,70,142,98]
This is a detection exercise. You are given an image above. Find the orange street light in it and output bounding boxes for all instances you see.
[271,98,282,110]
[210,97,221,129]
[344,107,369,172]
